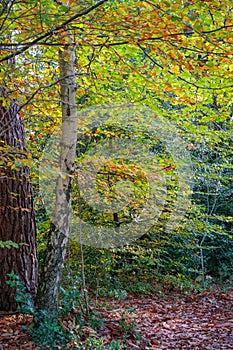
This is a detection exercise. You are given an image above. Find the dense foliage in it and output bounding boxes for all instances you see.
[0,0,233,347]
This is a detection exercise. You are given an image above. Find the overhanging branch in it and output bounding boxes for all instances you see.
[0,0,108,63]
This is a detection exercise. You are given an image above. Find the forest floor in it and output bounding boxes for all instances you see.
[0,288,233,349]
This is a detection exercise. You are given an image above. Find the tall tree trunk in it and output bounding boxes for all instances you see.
[0,102,38,311]
[35,41,78,314]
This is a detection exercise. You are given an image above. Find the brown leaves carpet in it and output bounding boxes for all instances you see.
[0,289,232,349]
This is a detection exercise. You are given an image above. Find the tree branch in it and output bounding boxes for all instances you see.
[137,43,233,91]
[0,0,108,63]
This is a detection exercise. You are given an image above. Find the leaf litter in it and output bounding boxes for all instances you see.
[0,289,232,349]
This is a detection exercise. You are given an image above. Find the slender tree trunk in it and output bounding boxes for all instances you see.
[35,41,78,314]
[0,102,38,311]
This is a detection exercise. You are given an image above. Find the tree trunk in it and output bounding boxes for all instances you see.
[35,41,78,314]
[0,102,38,311]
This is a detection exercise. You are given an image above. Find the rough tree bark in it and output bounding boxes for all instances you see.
[0,101,38,311]
[35,40,78,314]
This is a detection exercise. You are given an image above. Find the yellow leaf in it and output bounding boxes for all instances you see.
[171,64,180,74]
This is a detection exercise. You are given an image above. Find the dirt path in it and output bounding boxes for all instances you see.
[98,290,233,349]
[0,290,233,349]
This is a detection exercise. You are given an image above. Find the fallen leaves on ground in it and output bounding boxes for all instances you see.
[0,313,39,349]
[94,289,233,349]
[0,289,233,349]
